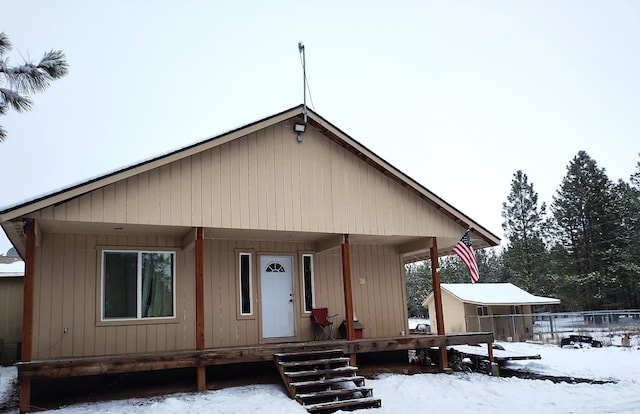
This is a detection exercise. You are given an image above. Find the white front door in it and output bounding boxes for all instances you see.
[260,256,295,338]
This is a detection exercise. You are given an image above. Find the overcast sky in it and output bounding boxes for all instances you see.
[1,1,639,254]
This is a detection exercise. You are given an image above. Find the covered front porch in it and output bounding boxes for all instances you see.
[17,332,494,408]
[18,332,494,381]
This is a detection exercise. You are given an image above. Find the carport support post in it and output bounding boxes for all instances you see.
[430,238,448,370]
[20,218,36,414]
[195,227,206,391]
[341,234,356,366]
[486,340,499,376]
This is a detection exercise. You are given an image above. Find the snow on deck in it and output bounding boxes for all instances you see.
[450,344,541,362]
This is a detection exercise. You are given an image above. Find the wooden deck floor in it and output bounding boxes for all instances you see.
[18,332,493,380]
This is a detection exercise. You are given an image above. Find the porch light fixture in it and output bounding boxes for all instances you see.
[294,122,306,143]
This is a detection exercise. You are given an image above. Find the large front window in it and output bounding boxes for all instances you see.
[102,250,175,320]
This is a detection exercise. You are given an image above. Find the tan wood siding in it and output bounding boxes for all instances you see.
[444,294,468,333]
[30,233,195,360]
[30,230,413,357]
[313,249,346,332]
[30,120,462,239]
[350,245,408,338]
[0,276,23,365]
[203,239,318,348]
[429,291,468,334]
[201,238,409,348]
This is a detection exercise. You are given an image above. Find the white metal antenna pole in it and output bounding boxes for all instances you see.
[298,41,307,123]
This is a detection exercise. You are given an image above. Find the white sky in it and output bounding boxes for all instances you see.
[1,1,639,254]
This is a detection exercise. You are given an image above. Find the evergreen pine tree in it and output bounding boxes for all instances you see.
[501,171,551,295]
[404,262,431,317]
[609,180,640,308]
[631,153,640,189]
[551,151,617,309]
[474,248,504,283]
[439,255,471,283]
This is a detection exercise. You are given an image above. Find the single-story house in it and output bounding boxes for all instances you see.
[1,105,500,411]
[424,283,560,341]
[0,257,24,365]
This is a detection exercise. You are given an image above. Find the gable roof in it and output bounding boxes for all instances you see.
[425,283,560,306]
[1,105,500,255]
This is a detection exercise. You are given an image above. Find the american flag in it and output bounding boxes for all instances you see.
[452,230,479,283]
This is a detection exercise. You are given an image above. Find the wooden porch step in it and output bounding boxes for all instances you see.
[290,375,366,389]
[285,366,358,378]
[278,357,351,368]
[296,386,373,402]
[305,397,382,413]
[274,349,381,413]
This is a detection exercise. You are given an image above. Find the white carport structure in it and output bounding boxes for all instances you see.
[424,283,560,341]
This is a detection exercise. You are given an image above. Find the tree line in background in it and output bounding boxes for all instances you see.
[407,151,640,317]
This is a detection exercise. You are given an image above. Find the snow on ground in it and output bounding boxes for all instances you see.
[407,318,429,330]
[2,342,640,414]
[0,366,16,411]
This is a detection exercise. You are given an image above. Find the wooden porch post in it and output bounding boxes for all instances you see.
[341,234,356,365]
[430,237,448,370]
[20,219,36,414]
[195,227,206,391]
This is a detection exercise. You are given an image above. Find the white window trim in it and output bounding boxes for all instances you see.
[302,253,315,313]
[101,249,176,321]
[239,252,253,316]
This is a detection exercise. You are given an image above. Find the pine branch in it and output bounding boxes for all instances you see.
[0,32,67,143]
[0,32,10,56]
[2,62,52,94]
[0,52,68,94]
[0,87,32,112]
[38,50,68,79]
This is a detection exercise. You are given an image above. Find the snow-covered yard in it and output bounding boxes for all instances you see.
[2,341,639,413]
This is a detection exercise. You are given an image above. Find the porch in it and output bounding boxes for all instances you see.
[18,332,493,380]
[17,333,493,410]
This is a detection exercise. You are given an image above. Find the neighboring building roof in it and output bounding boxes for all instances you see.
[425,283,561,306]
[0,260,25,277]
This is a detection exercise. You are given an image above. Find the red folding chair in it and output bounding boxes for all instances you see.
[311,308,337,340]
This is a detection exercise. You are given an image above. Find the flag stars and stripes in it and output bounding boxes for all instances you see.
[452,230,479,283]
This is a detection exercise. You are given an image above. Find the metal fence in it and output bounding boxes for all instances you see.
[465,310,640,344]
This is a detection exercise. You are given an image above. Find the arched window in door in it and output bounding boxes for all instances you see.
[265,262,285,272]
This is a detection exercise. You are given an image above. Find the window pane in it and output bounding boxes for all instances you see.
[141,252,174,318]
[240,254,251,314]
[303,255,313,312]
[104,252,137,318]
